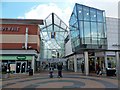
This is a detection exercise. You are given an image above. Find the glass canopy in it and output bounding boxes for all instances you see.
[40,13,68,59]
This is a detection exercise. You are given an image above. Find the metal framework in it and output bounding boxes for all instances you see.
[69,3,107,52]
[40,13,68,59]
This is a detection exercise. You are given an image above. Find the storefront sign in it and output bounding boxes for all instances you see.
[17,56,26,60]
[0,27,19,32]
[0,56,32,60]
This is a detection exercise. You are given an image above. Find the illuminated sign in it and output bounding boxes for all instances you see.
[0,27,19,32]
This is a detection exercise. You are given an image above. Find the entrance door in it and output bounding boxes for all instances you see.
[16,62,21,73]
[77,58,84,72]
[89,57,95,73]
[21,62,26,73]
[16,61,27,73]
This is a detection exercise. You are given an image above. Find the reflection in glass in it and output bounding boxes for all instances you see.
[90,8,97,21]
[91,22,97,44]
[83,6,90,21]
[97,10,103,22]
[77,4,83,20]
[84,22,90,44]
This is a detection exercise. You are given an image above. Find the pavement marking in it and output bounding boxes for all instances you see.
[2,74,118,88]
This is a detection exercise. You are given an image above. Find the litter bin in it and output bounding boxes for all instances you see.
[29,69,33,76]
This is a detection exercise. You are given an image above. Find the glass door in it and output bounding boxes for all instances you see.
[16,62,21,73]
[21,62,26,73]
[16,61,27,73]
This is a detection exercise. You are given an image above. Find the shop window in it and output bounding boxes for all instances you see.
[107,57,116,68]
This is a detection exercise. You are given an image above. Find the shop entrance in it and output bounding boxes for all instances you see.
[96,57,105,73]
[16,61,27,73]
[77,58,84,72]
[89,57,95,73]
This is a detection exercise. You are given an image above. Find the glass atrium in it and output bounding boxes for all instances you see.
[40,13,68,60]
[69,3,107,52]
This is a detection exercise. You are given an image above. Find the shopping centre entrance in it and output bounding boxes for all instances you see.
[87,52,105,74]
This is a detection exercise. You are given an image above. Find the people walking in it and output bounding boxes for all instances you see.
[49,64,54,78]
[57,62,63,78]
[81,61,84,73]
[96,64,102,76]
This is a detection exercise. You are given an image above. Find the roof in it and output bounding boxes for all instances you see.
[0,18,44,25]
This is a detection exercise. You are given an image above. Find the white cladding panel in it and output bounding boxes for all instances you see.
[106,17,120,50]
[65,38,73,56]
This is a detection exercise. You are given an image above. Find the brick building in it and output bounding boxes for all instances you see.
[0,18,43,74]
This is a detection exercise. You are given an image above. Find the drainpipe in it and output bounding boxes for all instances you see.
[25,27,28,50]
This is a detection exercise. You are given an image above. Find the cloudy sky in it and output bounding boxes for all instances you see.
[1,0,120,25]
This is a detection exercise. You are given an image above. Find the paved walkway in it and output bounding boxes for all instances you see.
[1,71,118,89]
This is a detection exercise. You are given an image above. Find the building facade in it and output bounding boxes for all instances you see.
[105,17,120,75]
[0,19,43,74]
[68,3,107,75]
[69,3,107,51]
[65,3,120,75]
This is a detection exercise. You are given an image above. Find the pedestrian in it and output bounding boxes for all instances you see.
[96,64,102,76]
[81,61,84,73]
[49,64,54,78]
[57,62,63,78]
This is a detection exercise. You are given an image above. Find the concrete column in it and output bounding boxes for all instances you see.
[84,51,89,76]
[115,51,119,78]
[104,52,108,69]
[25,27,28,50]
[32,56,35,74]
[95,57,97,71]
[74,55,77,72]
[68,60,70,70]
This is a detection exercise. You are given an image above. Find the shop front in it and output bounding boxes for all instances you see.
[67,56,74,71]
[0,55,33,74]
[105,52,117,76]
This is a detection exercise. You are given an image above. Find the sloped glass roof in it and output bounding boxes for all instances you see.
[40,13,68,59]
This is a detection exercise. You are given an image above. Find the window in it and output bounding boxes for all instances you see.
[69,13,77,26]
[98,23,104,38]
[91,22,97,44]
[107,57,116,69]
[77,5,83,20]
[79,21,84,37]
[97,10,103,22]
[83,6,90,21]
[84,21,90,44]
[90,8,97,21]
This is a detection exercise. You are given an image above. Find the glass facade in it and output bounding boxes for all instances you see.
[40,13,68,59]
[69,3,107,52]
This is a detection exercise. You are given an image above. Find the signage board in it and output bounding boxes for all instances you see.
[0,27,19,32]
[17,56,26,60]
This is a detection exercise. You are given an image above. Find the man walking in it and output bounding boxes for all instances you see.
[81,61,84,73]
[57,62,63,78]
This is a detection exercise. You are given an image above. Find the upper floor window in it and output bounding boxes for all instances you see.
[83,6,90,21]
[97,10,103,22]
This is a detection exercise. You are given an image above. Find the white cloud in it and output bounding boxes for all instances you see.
[24,3,72,26]
[21,1,119,26]
[17,16,25,19]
